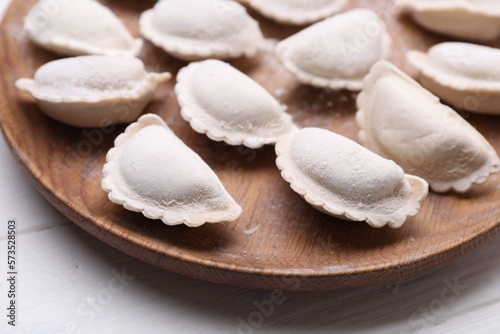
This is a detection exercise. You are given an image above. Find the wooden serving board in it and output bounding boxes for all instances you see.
[1,0,499,291]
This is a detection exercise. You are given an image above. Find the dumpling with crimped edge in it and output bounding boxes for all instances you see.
[396,0,500,41]
[139,0,265,61]
[246,0,347,25]
[356,60,500,193]
[175,59,297,148]
[102,114,243,227]
[15,56,171,128]
[407,42,500,115]
[24,0,142,56]
[275,8,391,91]
[275,128,428,229]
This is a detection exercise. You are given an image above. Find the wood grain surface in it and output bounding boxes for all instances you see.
[0,0,499,291]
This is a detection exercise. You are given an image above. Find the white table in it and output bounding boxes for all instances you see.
[1,1,499,333]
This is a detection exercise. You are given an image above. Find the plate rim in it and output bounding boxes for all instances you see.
[1,0,500,291]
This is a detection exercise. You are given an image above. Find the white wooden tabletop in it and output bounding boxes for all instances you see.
[1,1,500,333]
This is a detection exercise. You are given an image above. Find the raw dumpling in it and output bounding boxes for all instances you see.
[276,9,391,90]
[396,0,500,41]
[275,128,428,228]
[102,114,242,227]
[24,0,142,56]
[407,42,500,115]
[356,60,500,193]
[175,59,297,148]
[15,56,171,128]
[246,0,347,25]
[139,0,265,61]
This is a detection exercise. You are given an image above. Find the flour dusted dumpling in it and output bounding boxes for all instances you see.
[175,59,297,148]
[15,56,171,128]
[139,0,265,61]
[24,0,142,56]
[396,0,500,41]
[356,61,500,193]
[407,42,500,115]
[102,114,242,227]
[246,0,347,25]
[275,128,428,228]
[276,9,391,90]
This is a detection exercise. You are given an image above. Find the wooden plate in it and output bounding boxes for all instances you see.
[1,0,499,291]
